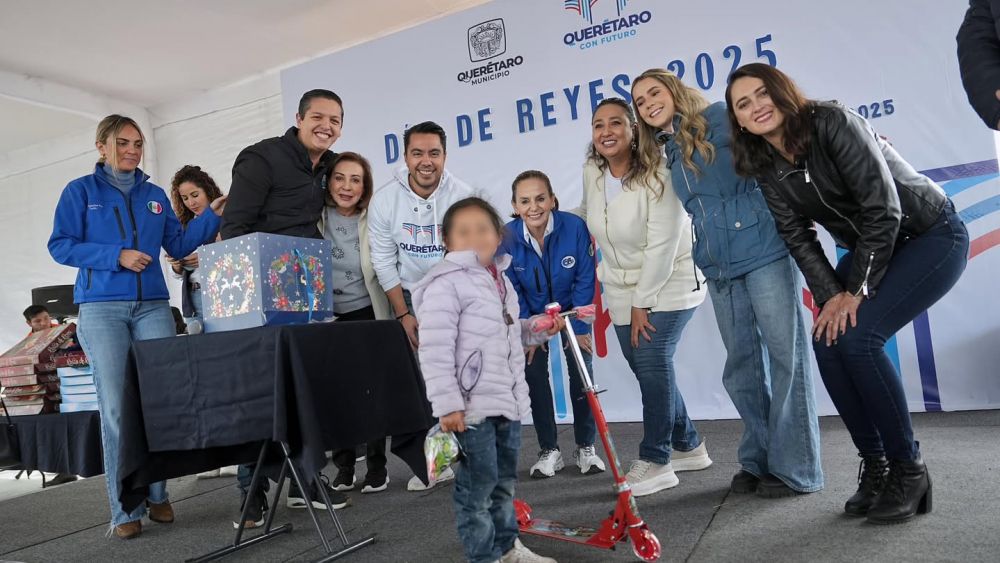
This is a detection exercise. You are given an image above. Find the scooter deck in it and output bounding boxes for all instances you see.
[519,518,616,548]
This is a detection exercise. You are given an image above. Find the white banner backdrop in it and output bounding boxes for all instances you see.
[281,0,1000,421]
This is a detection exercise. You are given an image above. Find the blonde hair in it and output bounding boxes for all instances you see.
[586,98,664,198]
[631,69,716,176]
[95,114,144,171]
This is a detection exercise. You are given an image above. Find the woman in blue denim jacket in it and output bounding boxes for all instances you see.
[631,69,823,497]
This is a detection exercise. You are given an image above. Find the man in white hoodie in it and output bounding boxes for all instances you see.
[368,120,479,491]
[369,121,479,345]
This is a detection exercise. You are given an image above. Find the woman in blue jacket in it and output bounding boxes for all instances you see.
[630,70,823,497]
[502,170,605,478]
[48,115,221,539]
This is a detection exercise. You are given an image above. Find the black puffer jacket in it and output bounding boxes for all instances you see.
[957,0,1000,130]
[756,102,948,305]
[220,127,334,240]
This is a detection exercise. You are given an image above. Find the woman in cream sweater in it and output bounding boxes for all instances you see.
[319,152,393,497]
[577,98,711,497]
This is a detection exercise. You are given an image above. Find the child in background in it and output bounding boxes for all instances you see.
[413,197,563,563]
[167,165,226,334]
[501,171,605,479]
[23,305,57,334]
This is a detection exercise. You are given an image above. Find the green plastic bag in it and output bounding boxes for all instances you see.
[425,423,463,484]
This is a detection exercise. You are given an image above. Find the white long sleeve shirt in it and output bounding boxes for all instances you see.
[367,166,480,293]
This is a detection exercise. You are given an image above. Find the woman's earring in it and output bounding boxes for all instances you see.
[740,126,747,133]
[631,140,637,150]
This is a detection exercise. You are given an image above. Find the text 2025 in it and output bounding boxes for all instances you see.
[666,34,777,91]
[856,100,895,119]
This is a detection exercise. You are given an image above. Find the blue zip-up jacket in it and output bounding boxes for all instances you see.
[501,210,596,335]
[48,163,221,304]
[663,102,788,280]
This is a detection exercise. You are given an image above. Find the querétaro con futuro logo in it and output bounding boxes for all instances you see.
[561,0,653,50]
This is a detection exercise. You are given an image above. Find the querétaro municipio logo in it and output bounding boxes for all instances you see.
[458,18,524,85]
[468,19,506,62]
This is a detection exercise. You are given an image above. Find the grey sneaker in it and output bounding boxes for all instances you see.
[672,441,712,472]
[500,538,557,563]
[407,466,454,491]
[626,460,679,496]
[530,449,564,478]
[573,445,606,475]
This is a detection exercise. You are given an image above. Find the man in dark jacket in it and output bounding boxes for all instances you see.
[958,0,1000,129]
[220,89,343,239]
[220,89,350,528]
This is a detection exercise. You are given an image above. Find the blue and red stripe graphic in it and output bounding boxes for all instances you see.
[802,159,999,411]
[564,0,599,24]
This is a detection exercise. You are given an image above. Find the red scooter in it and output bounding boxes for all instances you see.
[516,303,661,562]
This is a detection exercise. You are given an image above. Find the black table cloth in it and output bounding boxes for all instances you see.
[118,320,435,512]
[10,411,103,477]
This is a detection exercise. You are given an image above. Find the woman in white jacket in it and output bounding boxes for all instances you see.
[578,98,711,497]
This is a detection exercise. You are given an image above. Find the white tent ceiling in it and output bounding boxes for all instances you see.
[0,96,96,153]
[0,0,490,148]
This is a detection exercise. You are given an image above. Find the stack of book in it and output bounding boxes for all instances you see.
[0,324,76,416]
[55,350,98,413]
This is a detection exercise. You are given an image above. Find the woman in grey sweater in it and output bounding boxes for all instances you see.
[320,152,393,494]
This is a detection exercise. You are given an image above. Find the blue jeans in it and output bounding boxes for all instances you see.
[77,300,172,526]
[813,203,968,461]
[183,287,204,334]
[453,417,520,563]
[236,463,269,493]
[613,308,702,465]
[524,342,596,451]
[709,256,824,492]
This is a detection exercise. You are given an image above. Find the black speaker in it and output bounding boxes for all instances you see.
[31,285,77,321]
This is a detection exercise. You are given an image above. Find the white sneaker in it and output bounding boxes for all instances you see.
[672,441,713,472]
[626,460,679,496]
[219,465,239,477]
[501,538,557,563]
[529,449,564,479]
[407,466,455,491]
[574,445,606,475]
[196,468,220,479]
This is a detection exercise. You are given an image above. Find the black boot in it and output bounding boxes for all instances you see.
[844,454,889,516]
[730,470,760,494]
[756,474,800,498]
[866,456,932,524]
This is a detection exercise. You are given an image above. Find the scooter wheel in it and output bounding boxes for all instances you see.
[631,528,661,561]
[513,499,533,526]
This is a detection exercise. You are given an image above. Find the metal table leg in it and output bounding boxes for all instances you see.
[278,442,376,563]
[185,442,293,563]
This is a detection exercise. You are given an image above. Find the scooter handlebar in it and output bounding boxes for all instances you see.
[529,304,597,333]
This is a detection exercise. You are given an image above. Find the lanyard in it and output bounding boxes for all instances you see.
[486,264,514,325]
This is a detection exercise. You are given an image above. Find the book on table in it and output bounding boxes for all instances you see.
[0,396,58,416]
[56,365,92,378]
[61,384,96,395]
[0,362,56,378]
[0,324,76,368]
[59,401,99,413]
[52,349,88,368]
[61,392,97,404]
[58,373,94,386]
[0,373,59,387]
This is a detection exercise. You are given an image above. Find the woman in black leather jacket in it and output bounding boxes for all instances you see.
[724,63,969,524]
